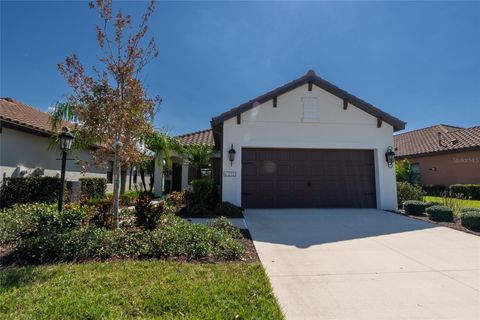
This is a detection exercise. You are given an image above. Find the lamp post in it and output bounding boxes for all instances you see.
[58,128,74,212]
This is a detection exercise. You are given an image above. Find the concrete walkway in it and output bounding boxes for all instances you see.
[245,209,480,320]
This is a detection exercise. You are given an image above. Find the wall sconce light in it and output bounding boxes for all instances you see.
[385,146,395,168]
[228,144,236,166]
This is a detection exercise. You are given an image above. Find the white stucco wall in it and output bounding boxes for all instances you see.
[0,127,143,192]
[221,84,398,210]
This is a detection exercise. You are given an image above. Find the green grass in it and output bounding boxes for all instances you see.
[0,260,284,319]
[424,196,480,208]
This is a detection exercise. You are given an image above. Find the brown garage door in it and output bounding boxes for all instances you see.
[242,148,376,208]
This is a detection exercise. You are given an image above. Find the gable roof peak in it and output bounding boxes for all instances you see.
[211,71,406,131]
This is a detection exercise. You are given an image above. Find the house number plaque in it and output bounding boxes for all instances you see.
[223,171,237,177]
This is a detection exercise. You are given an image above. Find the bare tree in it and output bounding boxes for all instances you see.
[51,0,160,228]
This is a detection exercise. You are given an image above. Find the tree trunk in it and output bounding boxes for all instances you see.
[149,159,154,192]
[140,167,147,191]
[112,144,121,229]
[120,164,128,194]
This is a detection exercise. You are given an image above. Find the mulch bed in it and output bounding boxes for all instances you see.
[238,229,259,263]
[403,212,480,237]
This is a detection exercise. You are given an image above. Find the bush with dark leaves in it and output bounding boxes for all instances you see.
[426,205,454,222]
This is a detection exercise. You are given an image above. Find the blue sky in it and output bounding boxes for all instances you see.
[1,1,479,135]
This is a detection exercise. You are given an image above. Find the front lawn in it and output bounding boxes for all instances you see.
[424,196,480,212]
[0,260,284,319]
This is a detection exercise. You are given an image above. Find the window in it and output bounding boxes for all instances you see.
[107,161,114,184]
[411,163,421,184]
[302,97,320,122]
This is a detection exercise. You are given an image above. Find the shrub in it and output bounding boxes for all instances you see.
[166,191,186,207]
[79,178,107,199]
[120,191,140,206]
[209,217,242,239]
[134,199,165,230]
[0,203,50,245]
[188,179,217,209]
[15,215,244,262]
[403,200,427,215]
[425,201,442,208]
[17,227,145,262]
[188,203,210,217]
[87,197,114,228]
[438,194,464,215]
[395,159,415,183]
[426,205,454,222]
[461,211,480,231]
[153,215,244,260]
[0,177,64,208]
[422,185,447,196]
[214,201,243,218]
[460,207,480,213]
[397,182,425,208]
[0,203,88,246]
[449,184,480,200]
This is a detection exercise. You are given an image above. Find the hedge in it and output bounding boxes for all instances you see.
[460,207,480,214]
[0,177,64,208]
[79,178,107,199]
[449,184,480,200]
[461,211,480,231]
[403,200,427,215]
[422,185,447,197]
[426,205,454,222]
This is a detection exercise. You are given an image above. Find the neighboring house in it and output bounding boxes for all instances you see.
[394,124,480,186]
[0,97,140,191]
[162,129,217,194]
[173,70,405,210]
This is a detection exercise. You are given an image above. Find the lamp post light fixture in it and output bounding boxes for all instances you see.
[58,127,74,212]
[385,146,396,168]
[228,144,236,166]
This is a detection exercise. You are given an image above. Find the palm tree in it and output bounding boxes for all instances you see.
[185,144,213,179]
[143,130,184,192]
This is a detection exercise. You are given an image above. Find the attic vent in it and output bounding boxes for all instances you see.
[302,97,319,122]
[1,97,14,102]
[451,138,459,145]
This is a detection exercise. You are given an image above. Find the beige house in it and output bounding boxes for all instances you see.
[394,124,480,186]
[0,97,141,191]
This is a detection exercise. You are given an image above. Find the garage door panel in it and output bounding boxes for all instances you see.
[242,148,376,208]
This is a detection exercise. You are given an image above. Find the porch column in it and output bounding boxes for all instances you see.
[153,153,164,198]
[181,161,189,190]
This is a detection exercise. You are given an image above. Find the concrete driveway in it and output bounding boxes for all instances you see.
[245,209,480,320]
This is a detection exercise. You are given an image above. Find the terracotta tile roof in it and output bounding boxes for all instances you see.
[394,124,480,157]
[0,97,58,134]
[176,129,214,145]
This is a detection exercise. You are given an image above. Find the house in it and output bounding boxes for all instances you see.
[162,129,217,194]
[0,97,140,191]
[394,124,480,186]
[172,70,406,210]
